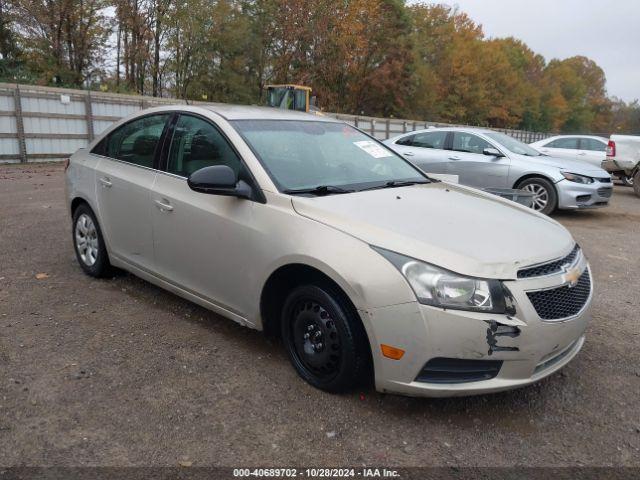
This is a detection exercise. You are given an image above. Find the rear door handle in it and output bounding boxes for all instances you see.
[99,177,112,188]
[403,152,415,157]
[448,156,461,161]
[578,152,587,156]
[154,199,174,212]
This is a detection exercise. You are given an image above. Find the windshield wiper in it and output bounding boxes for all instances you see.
[283,185,355,196]
[358,179,432,192]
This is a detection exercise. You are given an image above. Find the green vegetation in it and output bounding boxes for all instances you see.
[0,0,638,133]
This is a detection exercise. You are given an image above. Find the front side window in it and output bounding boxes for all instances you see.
[412,131,448,149]
[580,138,607,152]
[232,120,426,192]
[546,138,579,149]
[105,114,170,168]
[452,132,491,154]
[167,115,244,177]
[485,132,542,157]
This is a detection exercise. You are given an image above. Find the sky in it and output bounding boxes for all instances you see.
[429,0,640,102]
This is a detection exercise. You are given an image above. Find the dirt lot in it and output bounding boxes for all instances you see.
[0,163,639,468]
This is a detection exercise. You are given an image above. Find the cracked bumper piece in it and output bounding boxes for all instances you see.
[365,286,590,397]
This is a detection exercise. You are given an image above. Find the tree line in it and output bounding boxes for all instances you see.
[0,0,638,134]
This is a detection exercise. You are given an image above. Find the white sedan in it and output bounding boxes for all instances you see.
[530,135,608,168]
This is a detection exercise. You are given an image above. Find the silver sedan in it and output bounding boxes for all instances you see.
[385,127,613,214]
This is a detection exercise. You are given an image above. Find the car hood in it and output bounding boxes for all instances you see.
[292,182,575,280]
[515,153,609,176]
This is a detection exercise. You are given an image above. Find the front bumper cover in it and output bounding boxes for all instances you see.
[363,263,592,398]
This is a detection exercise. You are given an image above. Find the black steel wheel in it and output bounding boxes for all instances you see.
[281,284,370,393]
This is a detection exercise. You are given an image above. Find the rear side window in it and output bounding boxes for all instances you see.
[396,134,415,146]
[412,131,448,149]
[452,132,491,154]
[546,138,579,149]
[580,138,606,152]
[104,114,170,168]
[167,115,245,177]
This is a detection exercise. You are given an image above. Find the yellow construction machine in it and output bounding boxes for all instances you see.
[264,84,319,113]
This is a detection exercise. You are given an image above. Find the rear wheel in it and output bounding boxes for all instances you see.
[620,175,634,187]
[633,171,640,198]
[281,284,370,393]
[72,204,112,277]
[517,177,558,215]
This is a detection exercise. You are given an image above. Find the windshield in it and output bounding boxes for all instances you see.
[232,120,427,192]
[485,132,542,157]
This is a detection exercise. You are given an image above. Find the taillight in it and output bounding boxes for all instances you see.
[606,140,616,157]
[64,158,70,171]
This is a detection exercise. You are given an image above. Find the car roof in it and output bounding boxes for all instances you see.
[200,103,337,122]
[393,126,496,137]
[132,103,339,122]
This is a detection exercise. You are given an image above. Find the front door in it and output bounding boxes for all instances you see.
[150,114,256,317]
[95,113,170,270]
[448,132,510,188]
[577,138,607,168]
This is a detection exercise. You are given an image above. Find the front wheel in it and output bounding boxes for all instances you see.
[518,177,558,215]
[633,171,640,198]
[281,284,370,393]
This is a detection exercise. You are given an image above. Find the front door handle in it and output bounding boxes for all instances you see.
[155,199,174,212]
[403,152,415,157]
[448,156,461,161]
[99,177,112,188]
[578,152,587,156]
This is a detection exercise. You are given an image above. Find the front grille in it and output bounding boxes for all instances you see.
[597,187,613,198]
[415,357,503,384]
[527,269,591,320]
[517,245,580,279]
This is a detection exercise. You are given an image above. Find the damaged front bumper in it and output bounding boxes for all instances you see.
[365,264,592,398]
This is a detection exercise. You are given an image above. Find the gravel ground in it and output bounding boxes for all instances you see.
[0,163,639,468]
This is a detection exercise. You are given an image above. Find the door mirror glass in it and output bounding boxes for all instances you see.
[483,147,503,157]
[187,165,252,199]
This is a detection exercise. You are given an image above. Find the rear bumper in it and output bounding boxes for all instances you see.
[366,265,592,398]
[556,179,612,209]
[602,158,636,175]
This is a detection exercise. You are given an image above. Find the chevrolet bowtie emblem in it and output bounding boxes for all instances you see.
[564,266,581,287]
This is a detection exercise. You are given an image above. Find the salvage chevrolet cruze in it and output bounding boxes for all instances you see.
[66,105,592,397]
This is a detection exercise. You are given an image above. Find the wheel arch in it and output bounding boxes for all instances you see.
[259,263,362,338]
[512,173,558,189]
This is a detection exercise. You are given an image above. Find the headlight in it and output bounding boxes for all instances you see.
[562,172,594,184]
[373,247,512,313]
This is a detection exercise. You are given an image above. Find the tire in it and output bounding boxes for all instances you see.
[634,171,640,198]
[620,175,634,187]
[517,177,558,215]
[280,284,370,393]
[72,204,112,278]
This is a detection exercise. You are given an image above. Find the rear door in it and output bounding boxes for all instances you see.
[538,137,580,159]
[392,131,451,175]
[577,138,608,167]
[95,113,171,271]
[448,132,510,188]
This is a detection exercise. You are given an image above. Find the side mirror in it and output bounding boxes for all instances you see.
[187,165,253,200]
[483,148,504,157]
